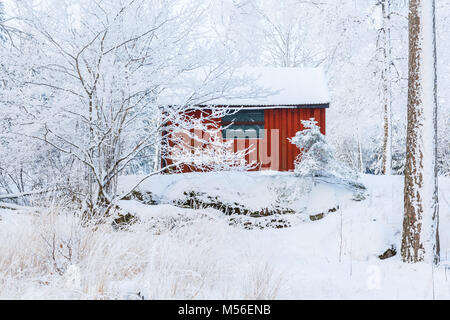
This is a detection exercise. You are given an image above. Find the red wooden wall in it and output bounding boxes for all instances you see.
[262,108,326,171]
[163,107,326,172]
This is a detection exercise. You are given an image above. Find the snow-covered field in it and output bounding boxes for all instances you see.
[1,172,449,299]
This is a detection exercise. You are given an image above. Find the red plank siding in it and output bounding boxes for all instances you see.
[164,107,327,172]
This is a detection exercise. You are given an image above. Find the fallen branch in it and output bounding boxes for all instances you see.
[0,202,41,214]
[0,188,61,200]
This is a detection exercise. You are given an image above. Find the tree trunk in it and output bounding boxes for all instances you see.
[381,0,393,175]
[401,0,440,264]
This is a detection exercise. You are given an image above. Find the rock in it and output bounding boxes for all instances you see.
[352,192,366,201]
[378,246,397,260]
[309,206,339,221]
[309,213,324,221]
[228,215,292,230]
[121,190,157,205]
[175,190,295,217]
[113,212,139,230]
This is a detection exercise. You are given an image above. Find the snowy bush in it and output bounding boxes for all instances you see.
[289,118,364,189]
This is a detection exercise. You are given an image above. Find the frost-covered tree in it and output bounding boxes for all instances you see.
[436,1,450,177]
[0,5,57,201]
[290,118,334,178]
[377,0,394,175]
[290,118,363,189]
[401,0,440,264]
[3,0,259,215]
[0,1,5,41]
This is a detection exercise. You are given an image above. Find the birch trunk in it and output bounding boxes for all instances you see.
[381,0,393,175]
[401,0,440,264]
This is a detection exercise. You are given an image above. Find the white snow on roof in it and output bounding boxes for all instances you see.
[158,67,330,107]
[208,67,330,106]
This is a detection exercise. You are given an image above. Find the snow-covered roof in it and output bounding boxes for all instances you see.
[158,67,330,108]
[206,67,330,107]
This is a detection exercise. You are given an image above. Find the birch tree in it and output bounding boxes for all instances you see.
[379,0,393,175]
[401,0,439,264]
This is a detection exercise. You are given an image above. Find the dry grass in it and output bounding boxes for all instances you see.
[243,262,285,299]
[0,205,285,299]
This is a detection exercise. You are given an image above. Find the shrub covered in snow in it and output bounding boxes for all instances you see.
[290,118,364,189]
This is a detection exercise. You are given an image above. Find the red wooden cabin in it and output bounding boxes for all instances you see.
[162,67,330,172]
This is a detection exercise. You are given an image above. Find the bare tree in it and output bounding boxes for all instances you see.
[401,0,440,264]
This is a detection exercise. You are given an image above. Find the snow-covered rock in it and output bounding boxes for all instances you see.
[118,171,359,220]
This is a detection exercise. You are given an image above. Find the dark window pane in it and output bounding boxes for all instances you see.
[222,109,264,124]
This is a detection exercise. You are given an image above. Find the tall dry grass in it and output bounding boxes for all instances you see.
[0,205,285,299]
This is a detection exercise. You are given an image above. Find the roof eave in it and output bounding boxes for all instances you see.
[195,103,330,109]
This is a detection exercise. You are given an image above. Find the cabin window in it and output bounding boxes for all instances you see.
[221,109,265,139]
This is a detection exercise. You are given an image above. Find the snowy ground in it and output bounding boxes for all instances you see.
[0,172,449,299]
